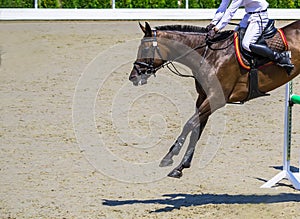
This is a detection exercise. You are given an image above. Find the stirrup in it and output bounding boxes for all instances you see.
[280,65,294,76]
[276,62,294,75]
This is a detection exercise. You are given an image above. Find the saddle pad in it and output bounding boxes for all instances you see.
[234,29,289,70]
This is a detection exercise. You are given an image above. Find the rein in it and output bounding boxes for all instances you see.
[157,43,208,79]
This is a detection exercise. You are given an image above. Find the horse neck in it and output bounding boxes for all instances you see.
[157,31,207,63]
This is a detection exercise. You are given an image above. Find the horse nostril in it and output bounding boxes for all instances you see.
[129,74,136,81]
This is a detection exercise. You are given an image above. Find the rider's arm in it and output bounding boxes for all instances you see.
[215,0,243,31]
[211,0,231,25]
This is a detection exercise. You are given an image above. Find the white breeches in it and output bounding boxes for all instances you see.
[242,12,269,51]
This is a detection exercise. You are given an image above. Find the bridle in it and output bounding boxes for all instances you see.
[133,30,164,77]
[133,29,234,79]
[133,29,205,79]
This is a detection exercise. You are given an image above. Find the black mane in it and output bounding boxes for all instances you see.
[155,25,207,33]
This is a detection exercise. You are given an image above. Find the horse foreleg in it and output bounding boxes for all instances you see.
[159,89,206,168]
[167,118,208,178]
[167,99,212,178]
[159,112,198,167]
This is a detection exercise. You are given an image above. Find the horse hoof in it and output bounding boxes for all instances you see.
[167,169,182,178]
[159,158,173,167]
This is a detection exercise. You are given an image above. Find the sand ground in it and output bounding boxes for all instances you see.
[0,20,299,218]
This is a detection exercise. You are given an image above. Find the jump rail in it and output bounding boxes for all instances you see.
[261,81,300,190]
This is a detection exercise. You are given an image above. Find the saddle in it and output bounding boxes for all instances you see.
[234,19,288,70]
[233,19,289,102]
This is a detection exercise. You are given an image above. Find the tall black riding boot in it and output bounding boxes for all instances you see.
[249,43,294,75]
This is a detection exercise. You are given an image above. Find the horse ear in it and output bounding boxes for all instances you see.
[145,22,152,37]
[139,22,146,34]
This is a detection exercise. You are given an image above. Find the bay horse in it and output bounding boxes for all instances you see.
[129,21,300,178]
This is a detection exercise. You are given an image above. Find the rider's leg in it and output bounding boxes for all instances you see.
[242,13,269,52]
[242,13,294,75]
[249,43,294,75]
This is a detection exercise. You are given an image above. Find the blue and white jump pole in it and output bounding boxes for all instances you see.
[261,81,300,190]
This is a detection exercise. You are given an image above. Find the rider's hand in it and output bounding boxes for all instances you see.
[207,29,216,40]
[207,27,219,40]
[206,23,215,32]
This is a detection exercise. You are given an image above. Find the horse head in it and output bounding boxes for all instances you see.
[129,22,166,86]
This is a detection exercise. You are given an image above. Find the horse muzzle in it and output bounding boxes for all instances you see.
[129,67,151,86]
[129,74,149,86]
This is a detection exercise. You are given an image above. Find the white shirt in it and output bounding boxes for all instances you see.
[212,0,269,30]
